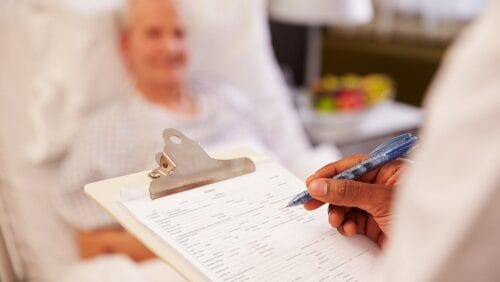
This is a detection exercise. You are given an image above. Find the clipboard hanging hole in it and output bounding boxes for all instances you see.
[169,135,182,145]
[149,151,177,179]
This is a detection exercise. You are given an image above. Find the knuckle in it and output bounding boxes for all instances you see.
[333,180,360,204]
[371,188,392,215]
[333,180,349,201]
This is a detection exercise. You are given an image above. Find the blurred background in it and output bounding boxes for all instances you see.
[0,0,489,281]
[271,0,486,104]
[269,0,485,153]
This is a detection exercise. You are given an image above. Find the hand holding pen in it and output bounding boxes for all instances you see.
[291,133,418,248]
[305,155,406,247]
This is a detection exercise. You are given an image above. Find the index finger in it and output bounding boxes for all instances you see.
[306,154,379,186]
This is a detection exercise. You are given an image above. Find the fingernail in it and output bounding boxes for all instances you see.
[327,204,334,215]
[310,180,327,196]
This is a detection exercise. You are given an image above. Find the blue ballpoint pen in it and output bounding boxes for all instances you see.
[286,133,418,207]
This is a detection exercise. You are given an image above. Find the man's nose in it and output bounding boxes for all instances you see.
[161,37,183,54]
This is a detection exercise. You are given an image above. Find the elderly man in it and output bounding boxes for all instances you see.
[54,0,338,262]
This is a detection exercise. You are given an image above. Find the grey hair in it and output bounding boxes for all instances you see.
[114,0,182,33]
[115,0,131,33]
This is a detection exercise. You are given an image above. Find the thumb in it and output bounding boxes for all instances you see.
[308,178,392,215]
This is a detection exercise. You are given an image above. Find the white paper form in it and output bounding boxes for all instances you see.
[121,161,380,281]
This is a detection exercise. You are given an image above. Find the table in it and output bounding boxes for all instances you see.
[298,100,423,155]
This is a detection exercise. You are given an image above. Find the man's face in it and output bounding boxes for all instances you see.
[121,0,188,90]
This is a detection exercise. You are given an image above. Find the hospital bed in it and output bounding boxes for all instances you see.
[0,1,371,281]
[0,1,303,281]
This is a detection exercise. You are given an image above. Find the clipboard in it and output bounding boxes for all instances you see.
[86,129,379,281]
[84,129,265,281]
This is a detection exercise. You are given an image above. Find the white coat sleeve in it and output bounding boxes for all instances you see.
[378,1,500,280]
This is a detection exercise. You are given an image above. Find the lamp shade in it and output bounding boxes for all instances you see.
[269,0,373,26]
[391,0,487,22]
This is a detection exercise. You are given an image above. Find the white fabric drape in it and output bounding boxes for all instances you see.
[379,0,500,280]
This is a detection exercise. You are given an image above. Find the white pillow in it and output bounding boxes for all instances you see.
[1,1,79,279]
[27,0,132,163]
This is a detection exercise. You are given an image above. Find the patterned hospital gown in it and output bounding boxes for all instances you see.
[53,79,339,230]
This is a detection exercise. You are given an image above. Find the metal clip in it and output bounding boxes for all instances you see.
[148,129,256,199]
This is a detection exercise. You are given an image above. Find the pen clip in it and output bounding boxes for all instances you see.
[370,133,415,157]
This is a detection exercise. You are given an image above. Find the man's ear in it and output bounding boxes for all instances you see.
[119,32,129,58]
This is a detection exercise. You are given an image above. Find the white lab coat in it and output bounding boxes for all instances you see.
[379,0,500,280]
